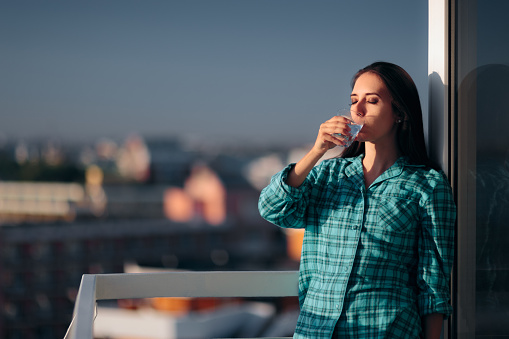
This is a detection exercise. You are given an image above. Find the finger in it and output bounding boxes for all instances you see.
[324,125,351,138]
[323,132,346,147]
[321,120,351,135]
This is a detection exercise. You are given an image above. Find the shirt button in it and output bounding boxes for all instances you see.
[342,266,348,272]
[336,304,340,309]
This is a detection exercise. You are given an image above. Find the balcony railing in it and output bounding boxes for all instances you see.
[64,270,299,339]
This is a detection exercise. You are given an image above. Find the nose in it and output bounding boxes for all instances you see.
[351,102,366,116]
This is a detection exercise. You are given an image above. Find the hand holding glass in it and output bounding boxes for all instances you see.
[333,108,363,147]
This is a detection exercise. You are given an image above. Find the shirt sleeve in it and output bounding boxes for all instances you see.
[258,163,317,229]
[417,173,456,318]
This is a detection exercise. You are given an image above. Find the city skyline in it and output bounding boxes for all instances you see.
[1,1,429,147]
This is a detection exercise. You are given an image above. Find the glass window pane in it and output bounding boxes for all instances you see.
[457,0,509,336]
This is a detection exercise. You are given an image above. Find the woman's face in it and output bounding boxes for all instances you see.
[350,72,399,145]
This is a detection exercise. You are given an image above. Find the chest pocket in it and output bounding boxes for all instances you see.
[377,196,419,233]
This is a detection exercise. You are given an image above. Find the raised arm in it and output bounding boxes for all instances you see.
[287,115,351,187]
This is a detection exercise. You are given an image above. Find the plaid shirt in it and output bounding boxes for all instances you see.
[259,155,455,338]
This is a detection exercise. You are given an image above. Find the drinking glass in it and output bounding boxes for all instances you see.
[333,108,363,147]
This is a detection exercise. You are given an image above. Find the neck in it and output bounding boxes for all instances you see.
[362,142,401,187]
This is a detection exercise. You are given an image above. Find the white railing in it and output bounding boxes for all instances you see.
[64,270,299,339]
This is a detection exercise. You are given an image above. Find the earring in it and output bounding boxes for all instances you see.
[397,119,402,123]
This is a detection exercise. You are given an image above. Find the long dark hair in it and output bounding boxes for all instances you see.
[341,61,438,170]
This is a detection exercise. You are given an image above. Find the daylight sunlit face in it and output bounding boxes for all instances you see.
[350,72,399,145]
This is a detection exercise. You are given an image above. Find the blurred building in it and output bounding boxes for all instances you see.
[0,182,86,224]
[0,139,299,339]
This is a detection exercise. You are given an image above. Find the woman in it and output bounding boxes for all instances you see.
[258,62,455,338]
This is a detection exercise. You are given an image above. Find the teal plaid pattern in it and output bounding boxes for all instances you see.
[258,155,455,339]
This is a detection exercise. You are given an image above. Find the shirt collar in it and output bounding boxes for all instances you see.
[344,154,424,188]
[344,155,365,189]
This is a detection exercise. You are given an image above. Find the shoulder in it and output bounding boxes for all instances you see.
[317,155,360,171]
[316,156,350,170]
[404,165,449,187]
[399,164,453,203]
[403,164,447,182]
[310,156,357,179]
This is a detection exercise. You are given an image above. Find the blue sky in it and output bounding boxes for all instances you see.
[1,1,428,147]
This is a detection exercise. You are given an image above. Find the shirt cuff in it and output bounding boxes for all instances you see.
[418,293,453,318]
[272,163,307,201]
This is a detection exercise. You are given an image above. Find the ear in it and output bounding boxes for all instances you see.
[392,111,402,124]
[392,107,404,124]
